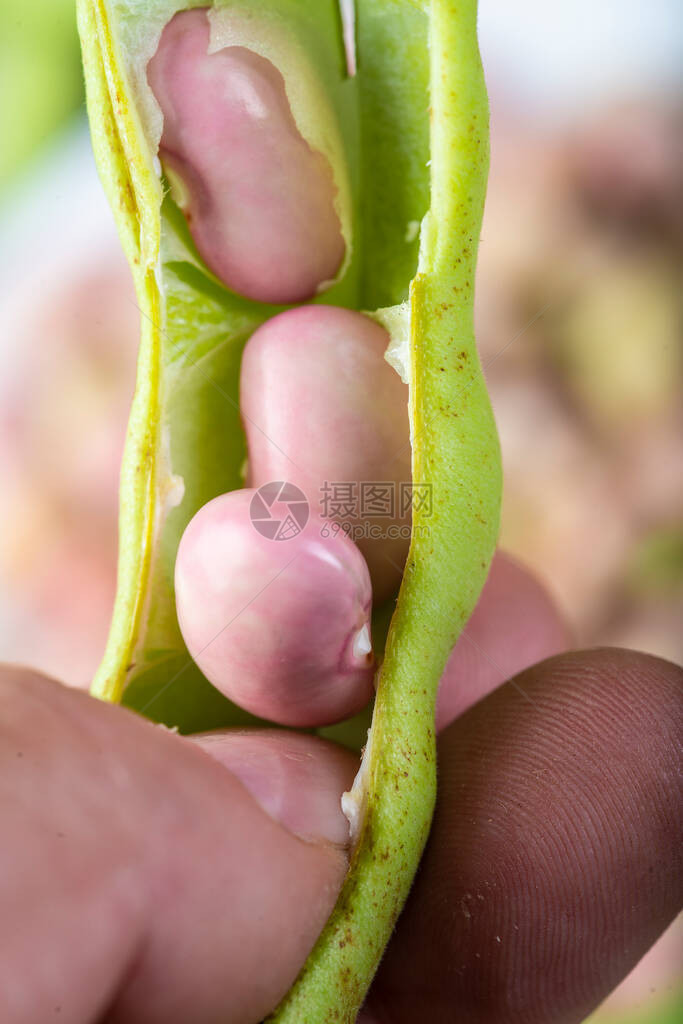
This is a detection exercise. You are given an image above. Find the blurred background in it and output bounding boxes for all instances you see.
[0,0,681,1019]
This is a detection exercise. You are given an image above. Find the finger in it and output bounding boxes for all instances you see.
[368,649,683,1024]
[191,728,357,847]
[0,669,357,1024]
[435,551,569,731]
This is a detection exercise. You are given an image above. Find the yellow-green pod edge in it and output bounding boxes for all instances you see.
[77,1,501,1021]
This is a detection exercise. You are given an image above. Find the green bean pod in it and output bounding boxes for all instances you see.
[77,1,501,1020]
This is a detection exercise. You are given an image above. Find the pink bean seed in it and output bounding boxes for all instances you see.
[240,305,412,602]
[147,9,345,304]
[175,488,374,726]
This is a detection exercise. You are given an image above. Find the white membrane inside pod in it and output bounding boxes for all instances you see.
[374,301,411,385]
[109,1,203,149]
[373,301,415,460]
[341,725,375,845]
[339,0,357,77]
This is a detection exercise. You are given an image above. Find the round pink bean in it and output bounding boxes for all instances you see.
[175,489,374,726]
[240,306,412,602]
[147,9,345,304]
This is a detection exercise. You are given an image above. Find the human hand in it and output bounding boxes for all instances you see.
[1,552,680,1024]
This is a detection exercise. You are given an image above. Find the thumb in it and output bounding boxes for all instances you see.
[0,669,356,1024]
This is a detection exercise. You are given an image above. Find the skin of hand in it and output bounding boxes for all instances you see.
[0,553,681,1024]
